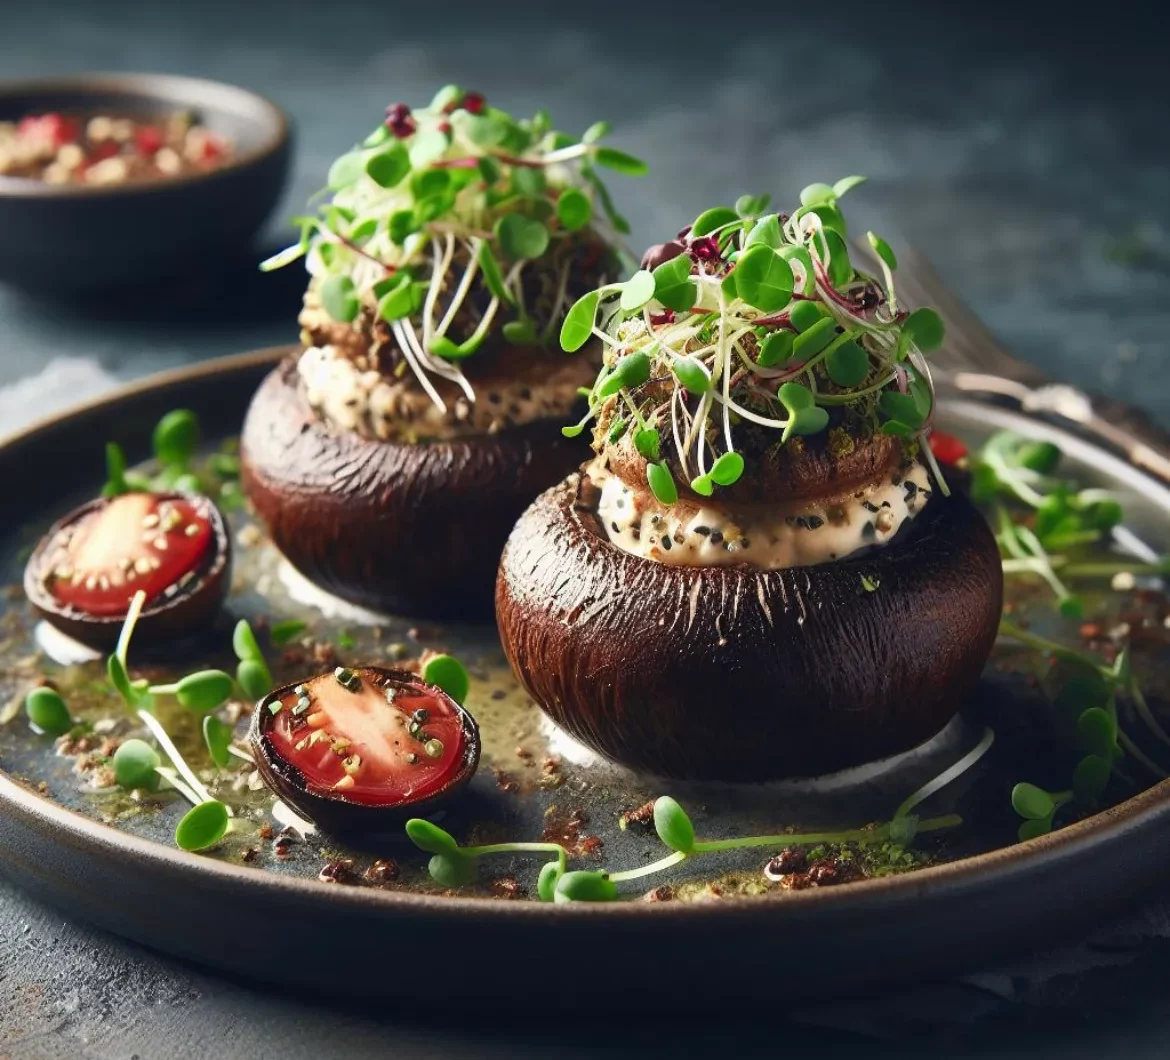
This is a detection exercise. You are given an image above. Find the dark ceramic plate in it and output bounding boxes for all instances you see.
[3,349,1170,1007]
[0,73,292,292]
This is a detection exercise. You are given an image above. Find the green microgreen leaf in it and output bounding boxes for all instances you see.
[1017,441,1062,474]
[744,213,782,250]
[582,120,610,143]
[691,474,714,497]
[647,462,678,505]
[581,162,631,235]
[113,738,160,790]
[592,146,649,176]
[406,818,460,855]
[511,166,546,198]
[867,231,898,271]
[495,214,550,260]
[778,383,828,441]
[651,254,697,312]
[102,442,129,497]
[634,428,661,461]
[422,654,471,705]
[108,653,135,707]
[780,245,816,295]
[270,619,307,648]
[409,128,449,169]
[710,451,745,486]
[800,182,836,206]
[617,350,652,389]
[25,687,71,736]
[388,209,418,245]
[173,670,234,714]
[619,269,656,312]
[476,241,515,306]
[903,307,946,351]
[429,852,479,888]
[1011,782,1055,821]
[232,619,264,663]
[153,410,199,468]
[1073,754,1112,805]
[236,659,272,703]
[607,417,628,443]
[733,246,794,313]
[556,188,592,231]
[653,796,696,853]
[757,330,795,367]
[804,202,847,238]
[792,316,838,359]
[365,141,410,188]
[327,150,365,191]
[671,355,710,395]
[1076,707,1118,757]
[502,318,540,346]
[735,193,771,218]
[691,207,739,238]
[537,860,565,902]
[825,339,870,387]
[378,278,426,322]
[320,274,360,323]
[560,291,600,352]
[175,800,230,852]
[832,175,867,198]
[878,391,927,431]
[202,715,233,770]
[815,229,853,287]
[554,870,618,903]
[1018,817,1053,842]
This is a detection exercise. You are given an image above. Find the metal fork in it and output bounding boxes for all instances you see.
[895,247,1170,486]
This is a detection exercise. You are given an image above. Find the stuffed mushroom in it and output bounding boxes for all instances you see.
[496,181,1003,781]
[242,87,642,617]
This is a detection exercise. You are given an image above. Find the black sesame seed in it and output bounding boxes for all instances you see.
[611,521,621,533]
[806,515,824,530]
[709,531,724,544]
[862,501,879,513]
[903,480,918,498]
[862,522,876,540]
[881,500,891,508]
[694,525,710,536]
[662,536,672,551]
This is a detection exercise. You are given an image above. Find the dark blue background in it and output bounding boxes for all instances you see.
[2,1,1169,1055]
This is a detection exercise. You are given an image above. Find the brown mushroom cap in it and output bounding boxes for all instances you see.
[241,358,589,618]
[23,493,231,652]
[496,472,1003,781]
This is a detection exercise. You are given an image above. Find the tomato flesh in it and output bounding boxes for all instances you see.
[929,429,968,466]
[45,493,213,616]
[269,670,467,806]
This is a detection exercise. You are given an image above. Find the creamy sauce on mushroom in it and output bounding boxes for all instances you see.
[589,456,933,569]
[297,344,588,442]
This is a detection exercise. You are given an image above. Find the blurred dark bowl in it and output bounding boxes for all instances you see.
[0,72,292,294]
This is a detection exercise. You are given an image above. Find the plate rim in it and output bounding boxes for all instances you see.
[3,347,1170,924]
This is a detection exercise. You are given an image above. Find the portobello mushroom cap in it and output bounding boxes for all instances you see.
[496,471,1003,781]
[240,357,587,618]
[23,492,231,652]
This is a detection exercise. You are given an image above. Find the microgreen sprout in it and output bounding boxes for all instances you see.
[269,619,308,647]
[232,619,274,702]
[404,729,993,901]
[422,653,471,705]
[100,409,241,505]
[261,87,645,413]
[24,686,72,736]
[559,178,950,501]
[95,590,233,849]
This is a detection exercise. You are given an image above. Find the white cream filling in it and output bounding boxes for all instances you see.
[590,456,933,569]
[297,345,585,442]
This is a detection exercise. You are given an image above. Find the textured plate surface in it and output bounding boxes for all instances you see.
[3,349,1170,1006]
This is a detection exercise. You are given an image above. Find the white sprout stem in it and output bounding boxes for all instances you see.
[116,590,147,665]
[894,728,995,821]
[391,320,448,413]
[709,390,790,430]
[542,259,573,343]
[433,238,481,341]
[671,387,689,479]
[681,392,711,469]
[399,317,477,406]
[608,850,689,882]
[136,708,216,808]
[228,745,255,765]
[717,287,734,452]
[423,234,455,347]
[154,766,201,807]
[541,143,591,165]
[919,435,952,498]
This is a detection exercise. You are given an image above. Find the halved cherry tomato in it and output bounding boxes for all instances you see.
[929,429,968,466]
[18,113,79,147]
[134,125,164,156]
[45,493,213,616]
[268,670,468,806]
